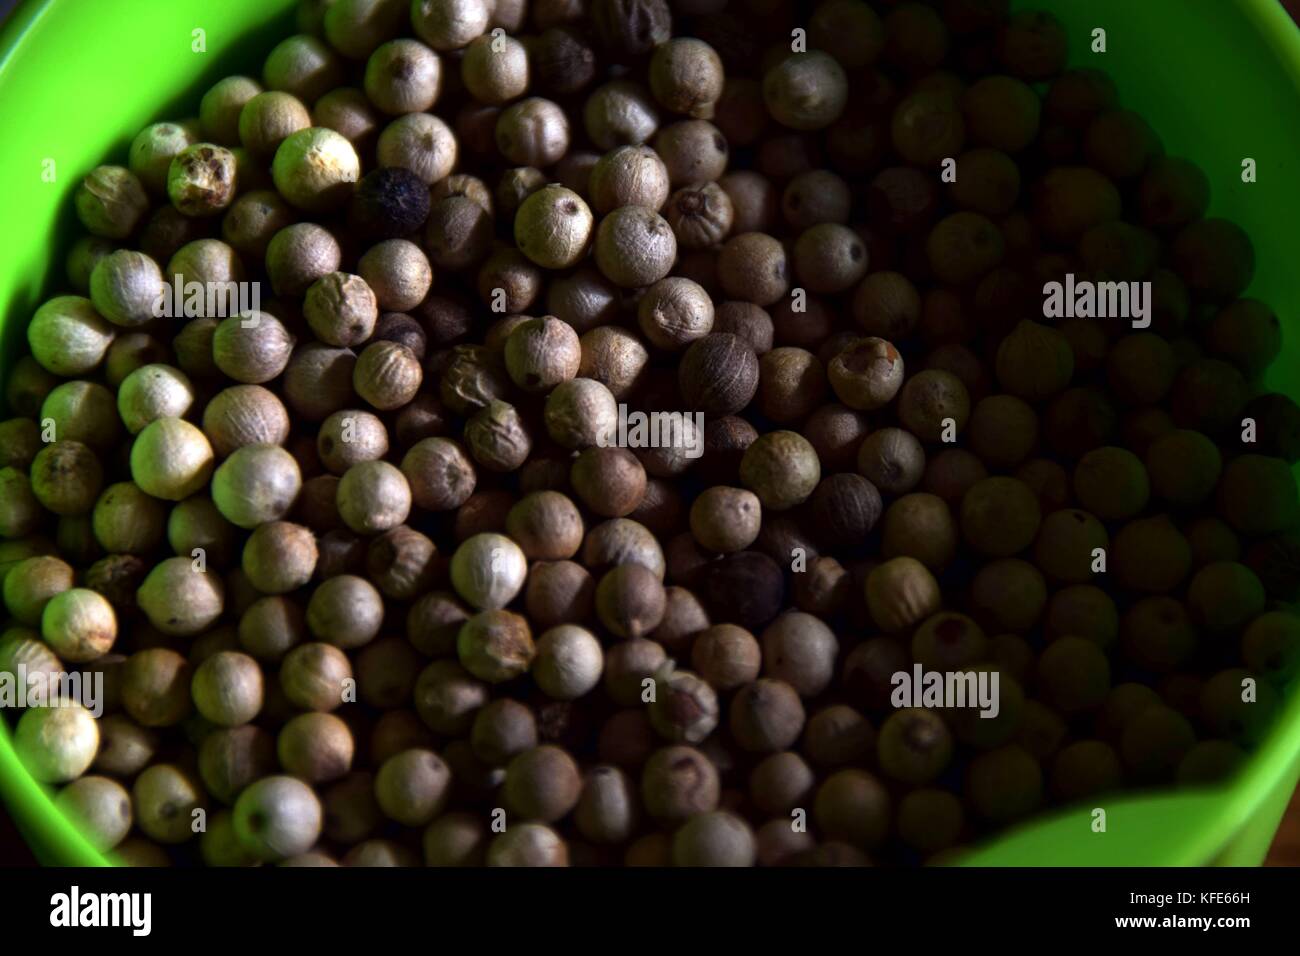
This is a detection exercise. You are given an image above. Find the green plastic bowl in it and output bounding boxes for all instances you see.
[3,0,1300,866]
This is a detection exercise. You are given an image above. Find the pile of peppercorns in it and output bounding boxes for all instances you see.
[2,0,1299,867]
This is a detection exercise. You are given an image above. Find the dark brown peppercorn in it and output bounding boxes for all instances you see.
[810,474,882,550]
[699,416,758,487]
[703,551,784,630]
[679,333,759,416]
[348,167,431,242]
[591,0,672,61]
[532,27,598,96]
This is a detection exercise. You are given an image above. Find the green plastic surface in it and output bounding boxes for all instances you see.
[1,0,1299,866]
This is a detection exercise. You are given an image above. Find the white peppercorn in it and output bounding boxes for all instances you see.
[533,625,604,700]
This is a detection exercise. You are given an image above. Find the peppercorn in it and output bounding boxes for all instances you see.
[594,563,666,640]
[810,475,881,554]
[25,441,99,519]
[65,240,120,304]
[459,32,531,104]
[521,560,591,629]
[778,169,848,232]
[353,340,424,412]
[683,485,757,555]
[580,523,661,587]
[278,641,352,713]
[498,319,579,397]
[1134,154,1210,232]
[198,75,261,145]
[164,493,232,563]
[737,430,819,512]
[848,430,920,499]
[83,249,162,331]
[113,362,192,435]
[817,338,898,413]
[205,443,300,531]
[119,648,193,729]
[790,702,873,770]
[1184,515,1240,568]
[457,609,534,683]
[651,119,727,187]
[54,775,134,853]
[587,637,660,709]
[530,625,603,701]
[261,30,341,100]
[313,410,385,477]
[353,636,420,709]
[484,822,569,867]
[539,379,615,452]
[126,764,204,846]
[263,224,340,298]
[1119,704,1196,783]
[3,555,72,626]
[410,660,488,738]
[332,459,410,534]
[75,165,149,239]
[356,37,440,117]
[896,369,970,443]
[241,521,317,595]
[408,0,489,49]
[501,493,578,562]
[210,312,294,385]
[490,96,568,166]
[444,533,523,612]
[753,346,821,422]
[26,296,115,378]
[121,213,188,284]
[34,588,114,669]
[378,112,458,184]
[164,143,237,218]
[237,90,311,158]
[1185,561,1265,636]
[0,629,62,706]
[188,650,263,727]
[354,242,433,316]
[590,205,677,288]
[1117,596,1197,673]
[657,185,732,259]
[761,50,847,131]
[235,594,302,662]
[1028,507,1103,584]
[583,78,660,154]
[395,438,474,515]
[573,328,644,402]
[475,243,543,312]
[466,698,538,767]
[0,419,39,474]
[715,232,788,307]
[13,703,99,785]
[567,447,644,518]
[640,743,719,824]
[636,280,718,356]
[301,272,376,348]
[272,712,353,786]
[789,223,865,294]
[497,745,583,823]
[669,334,758,422]
[416,810,485,866]
[581,146,667,220]
[230,774,322,862]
